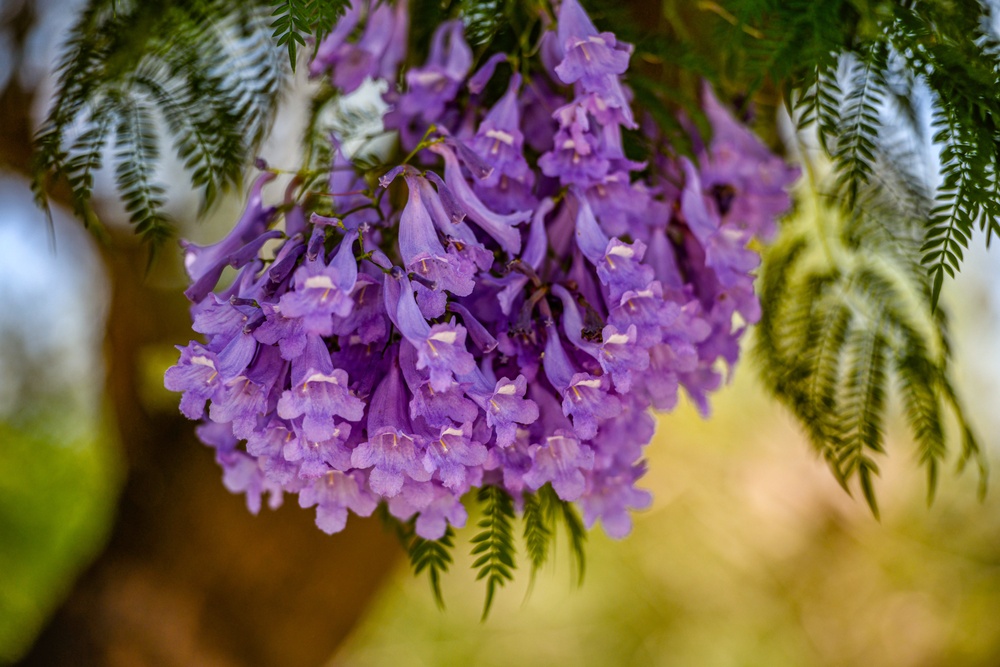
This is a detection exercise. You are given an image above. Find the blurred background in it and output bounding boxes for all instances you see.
[1,0,999,665]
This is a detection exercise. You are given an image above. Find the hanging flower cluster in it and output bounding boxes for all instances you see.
[166,0,797,543]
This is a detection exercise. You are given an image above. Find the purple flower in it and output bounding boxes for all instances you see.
[246,419,301,486]
[209,344,286,438]
[278,231,358,335]
[523,432,595,501]
[312,1,410,93]
[637,343,683,410]
[350,359,432,496]
[590,393,654,468]
[191,294,251,339]
[398,171,476,295]
[415,486,469,539]
[550,0,636,129]
[400,341,479,427]
[563,372,621,440]
[580,464,651,538]
[387,273,476,391]
[421,422,487,491]
[572,191,610,263]
[596,238,655,302]
[417,175,496,271]
[680,158,760,289]
[330,274,388,345]
[447,302,498,353]
[462,369,540,447]
[165,343,223,419]
[468,52,507,93]
[520,77,560,153]
[538,102,610,186]
[168,1,798,551]
[254,302,308,360]
[298,470,378,534]
[699,85,800,240]
[282,423,354,478]
[483,437,534,495]
[419,322,477,392]
[585,172,648,237]
[645,225,685,290]
[387,481,468,540]
[470,74,533,187]
[396,20,471,122]
[495,197,553,315]
[197,420,238,452]
[430,142,530,255]
[542,322,622,439]
[597,324,648,393]
[608,281,677,347]
[553,0,631,89]
[309,0,362,76]
[337,1,402,93]
[181,171,276,284]
[216,450,283,515]
[277,335,365,441]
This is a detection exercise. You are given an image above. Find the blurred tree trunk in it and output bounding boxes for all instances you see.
[2,4,400,666]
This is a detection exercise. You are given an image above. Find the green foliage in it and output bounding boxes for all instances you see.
[377,485,587,613]
[521,484,587,587]
[704,0,1000,303]
[472,485,517,619]
[538,484,586,583]
[460,0,506,47]
[408,527,456,610]
[269,0,349,69]
[113,95,172,254]
[521,489,553,580]
[377,505,457,609]
[32,0,285,249]
[754,177,987,516]
[831,46,886,208]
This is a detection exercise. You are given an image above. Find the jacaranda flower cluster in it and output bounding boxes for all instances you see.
[166,0,798,542]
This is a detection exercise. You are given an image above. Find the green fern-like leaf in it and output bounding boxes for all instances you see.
[921,112,983,308]
[471,485,516,620]
[113,95,172,250]
[33,0,286,253]
[754,173,986,514]
[460,0,505,47]
[521,490,554,581]
[792,58,842,156]
[835,325,887,517]
[269,0,349,69]
[539,484,586,584]
[894,338,946,504]
[62,98,118,231]
[409,527,456,610]
[833,46,887,207]
[270,0,308,66]
[559,496,587,584]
